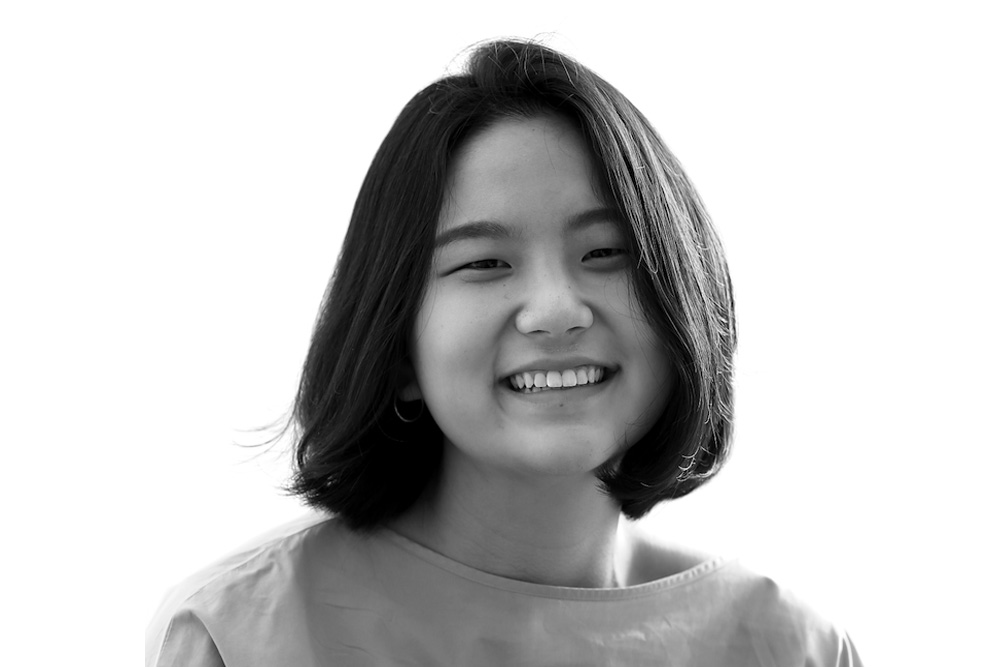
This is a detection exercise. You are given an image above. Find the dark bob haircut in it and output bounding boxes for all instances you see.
[289,39,736,530]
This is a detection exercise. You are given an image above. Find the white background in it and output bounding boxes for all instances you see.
[2,2,997,665]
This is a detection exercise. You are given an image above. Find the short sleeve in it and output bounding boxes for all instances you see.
[146,608,225,667]
[801,619,863,667]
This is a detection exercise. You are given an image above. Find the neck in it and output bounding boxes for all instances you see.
[389,448,627,588]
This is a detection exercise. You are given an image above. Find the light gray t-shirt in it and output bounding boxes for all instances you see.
[147,512,861,666]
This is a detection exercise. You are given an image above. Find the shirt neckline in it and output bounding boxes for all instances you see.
[377,524,733,602]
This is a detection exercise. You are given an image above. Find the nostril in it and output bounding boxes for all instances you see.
[514,299,594,337]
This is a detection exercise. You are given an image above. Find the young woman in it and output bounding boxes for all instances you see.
[147,39,861,666]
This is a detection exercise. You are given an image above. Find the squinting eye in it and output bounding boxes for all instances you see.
[584,248,626,261]
[462,259,509,270]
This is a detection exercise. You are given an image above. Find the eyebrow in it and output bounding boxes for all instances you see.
[433,207,620,249]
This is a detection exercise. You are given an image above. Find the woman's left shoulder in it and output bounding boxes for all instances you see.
[713,563,865,667]
[622,524,864,666]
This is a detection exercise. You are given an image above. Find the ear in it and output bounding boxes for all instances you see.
[397,360,423,402]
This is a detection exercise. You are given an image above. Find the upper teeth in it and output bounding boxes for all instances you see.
[507,365,605,391]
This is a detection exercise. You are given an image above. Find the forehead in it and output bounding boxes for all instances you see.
[438,115,606,232]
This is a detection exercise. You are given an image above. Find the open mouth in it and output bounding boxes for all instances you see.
[505,365,608,394]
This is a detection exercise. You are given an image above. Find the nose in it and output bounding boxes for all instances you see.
[514,268,594,337]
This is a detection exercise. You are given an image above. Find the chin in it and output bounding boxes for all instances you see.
[485,432,622,478]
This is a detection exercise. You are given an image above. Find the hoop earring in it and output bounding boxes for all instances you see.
[394,395,424,423]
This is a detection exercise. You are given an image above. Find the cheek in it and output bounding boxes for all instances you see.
[414,340,506,453]
[634,324,675,399]
[605,272,657,326]
[413,298,483,376]
[410,294,499,425]
[618,302,676,439]
[645,356,676,418]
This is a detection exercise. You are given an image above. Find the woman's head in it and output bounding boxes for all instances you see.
[406,113,676,481]
[289,39,736,530]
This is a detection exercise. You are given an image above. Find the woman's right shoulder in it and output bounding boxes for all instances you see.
[145,511,346,667]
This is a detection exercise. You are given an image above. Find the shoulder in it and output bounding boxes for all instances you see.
[710,561,863,666]
[145,512,346,667]
[624,525,863,666]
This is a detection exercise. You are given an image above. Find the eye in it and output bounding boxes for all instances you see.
[460,259,510,271]
[583,248,626,261]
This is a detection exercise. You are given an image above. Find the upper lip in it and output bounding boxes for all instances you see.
[501,356,614,380]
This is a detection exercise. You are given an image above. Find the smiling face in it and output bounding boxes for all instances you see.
[408,115,674,477]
